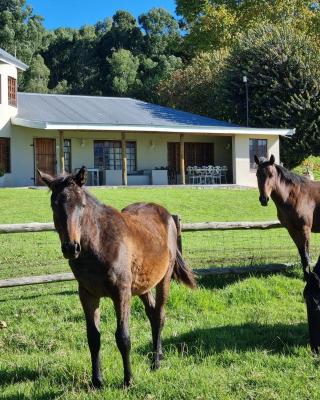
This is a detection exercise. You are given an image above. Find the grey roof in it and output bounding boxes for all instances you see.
[16,92,237,128]
[0,48,28,71]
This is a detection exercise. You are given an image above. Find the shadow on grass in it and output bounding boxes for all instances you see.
[159,322,309,357]
[138,322,309,360]
[0,392,63,400]
[0,366,40,387]
[196,265,302,290]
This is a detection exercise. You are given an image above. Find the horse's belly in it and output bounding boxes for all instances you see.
[130,254,170,295]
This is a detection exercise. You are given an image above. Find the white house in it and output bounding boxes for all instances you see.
[0,48,293,187]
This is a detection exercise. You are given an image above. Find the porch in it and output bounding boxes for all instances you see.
[58,131,233,186]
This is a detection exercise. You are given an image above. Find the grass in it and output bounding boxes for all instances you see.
[1,187,320,399]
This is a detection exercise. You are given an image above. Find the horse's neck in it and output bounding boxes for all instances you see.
[271,177,295,207]
[81,192,120,252]
[81,193,106,249]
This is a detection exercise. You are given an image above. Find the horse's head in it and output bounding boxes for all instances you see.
[254,154,277,206]
[38,166,87,260]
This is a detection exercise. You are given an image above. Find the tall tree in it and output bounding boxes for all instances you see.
[157,50,227,116]
[176,0,320,52]
[0,0,46,64]
[107,49,140,96]
[139,8,181,57]
[216,24,320,167]
[21,53,49,92]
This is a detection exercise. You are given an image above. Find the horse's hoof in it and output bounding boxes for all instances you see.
[123,375,133,388]
[91,377,103,389]
[151,359,161,370]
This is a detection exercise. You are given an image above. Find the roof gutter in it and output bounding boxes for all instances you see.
[11,117,294,136]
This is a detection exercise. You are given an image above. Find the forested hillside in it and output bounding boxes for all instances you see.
[1,0,320,166]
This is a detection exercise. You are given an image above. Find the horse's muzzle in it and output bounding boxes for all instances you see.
[259,195,269,206]
[61,241,81,259]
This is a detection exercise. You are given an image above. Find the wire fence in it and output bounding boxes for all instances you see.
[1,221,319,282]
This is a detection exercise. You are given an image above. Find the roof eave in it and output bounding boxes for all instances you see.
[0,58,28,71]
[11,118,293,136]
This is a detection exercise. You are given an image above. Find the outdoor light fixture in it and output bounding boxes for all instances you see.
[243,75,249,127]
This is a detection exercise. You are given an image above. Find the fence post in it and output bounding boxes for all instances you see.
[172,214,183,254]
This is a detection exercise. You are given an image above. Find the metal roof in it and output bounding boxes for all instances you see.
[12,92,293,136]
[0,48,28,71]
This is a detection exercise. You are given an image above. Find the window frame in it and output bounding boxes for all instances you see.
[63,139,72,173]
[249,138,268,170]
[8,76,17,107]
[0,137,11,173]
[94,140,137,172]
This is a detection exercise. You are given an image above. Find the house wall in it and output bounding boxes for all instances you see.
[232,134,280,187]
[0,63,18,127]
[0,62,18,186]
[7,127,234,186]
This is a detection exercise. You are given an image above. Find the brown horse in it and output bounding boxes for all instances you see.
[38,166,196,387]
[255,154,320,352]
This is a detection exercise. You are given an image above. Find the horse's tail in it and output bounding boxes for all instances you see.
[173,248,197,289]
[171,215,197,289]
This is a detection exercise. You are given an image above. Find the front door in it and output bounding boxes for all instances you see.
[34,138,56,185]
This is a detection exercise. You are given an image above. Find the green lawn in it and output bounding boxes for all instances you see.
[1,187,320,399]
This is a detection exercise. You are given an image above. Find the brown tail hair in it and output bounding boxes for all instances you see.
[172,248,197,289]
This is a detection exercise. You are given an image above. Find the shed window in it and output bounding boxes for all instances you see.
[8,76,17,107]
[249,139,267,169]
[94,141,136,172]
[0,138,10,173]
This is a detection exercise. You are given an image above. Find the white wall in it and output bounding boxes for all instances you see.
[0,62,18,186]
[232,134,280,187]
[0,62,18,128]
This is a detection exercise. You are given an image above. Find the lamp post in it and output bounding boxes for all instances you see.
[243,75,249,127]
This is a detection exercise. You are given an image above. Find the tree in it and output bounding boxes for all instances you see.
[107,49,140,96]
[157,50,227,116]
[175,0,320,53]
[0,0,46,64]
[139,8,181,57]
[21,54,49,92]
[216,24,320,166]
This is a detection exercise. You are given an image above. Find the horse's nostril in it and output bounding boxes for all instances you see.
[75,242,81,253]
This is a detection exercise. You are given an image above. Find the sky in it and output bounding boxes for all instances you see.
[28,0,177,29]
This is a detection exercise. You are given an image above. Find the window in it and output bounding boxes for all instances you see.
[64,139,72,173]
[94,141,136,172]
[249,139,267,169]
[8,77,17,107]
[0,138,10,173]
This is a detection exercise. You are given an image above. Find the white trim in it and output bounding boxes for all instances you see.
[11,117,294,136]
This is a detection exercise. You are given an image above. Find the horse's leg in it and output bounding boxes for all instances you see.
[78,284,102,389]
[139,291,164,366]
[151,269,172,370]
[113,289,132,387]
[288,226,311,279]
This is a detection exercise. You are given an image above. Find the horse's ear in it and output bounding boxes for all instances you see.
[269,154,275,165]
[37,169,54,188]
[254,155,260,165]
[73,166,87,187]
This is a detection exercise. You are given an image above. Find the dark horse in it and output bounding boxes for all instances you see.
[255,154,320,353]
[38,167,196,387]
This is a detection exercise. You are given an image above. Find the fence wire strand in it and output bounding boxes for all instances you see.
[1,227,320,280]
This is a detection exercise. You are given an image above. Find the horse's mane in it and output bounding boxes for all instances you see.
[275,164,309,186]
